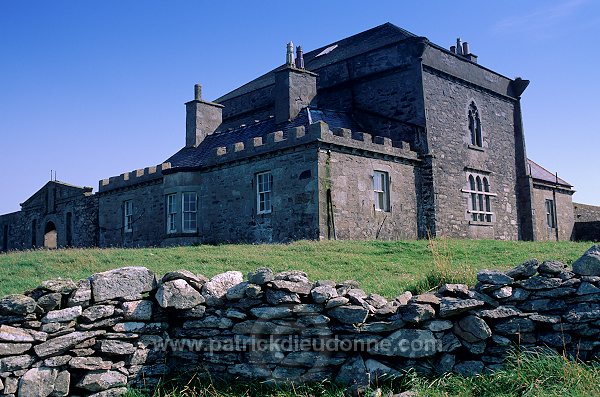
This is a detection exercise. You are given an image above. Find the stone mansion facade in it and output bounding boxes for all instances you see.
[2,23,592,251]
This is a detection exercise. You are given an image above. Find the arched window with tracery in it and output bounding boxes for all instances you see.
[465,173,494,222]
[468,102,482,147]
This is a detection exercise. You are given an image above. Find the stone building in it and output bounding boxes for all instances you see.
[1,23,596,250]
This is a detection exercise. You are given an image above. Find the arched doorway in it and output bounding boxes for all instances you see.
[44,221,57,249]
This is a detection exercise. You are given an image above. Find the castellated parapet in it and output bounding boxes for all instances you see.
[98,163,172,193]
[208,121,419,168]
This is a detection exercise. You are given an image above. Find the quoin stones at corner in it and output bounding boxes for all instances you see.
[1,23,599,250]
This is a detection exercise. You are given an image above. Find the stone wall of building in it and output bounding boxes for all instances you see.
[532,186,574,241]
[422,68,520,240]
[1,246,600,396]
[162,145,320,245]
[0,187,98,252]
[0,212,21,252]
[317,150,418,240]
[98,180,165,248]
[574,202,600,242]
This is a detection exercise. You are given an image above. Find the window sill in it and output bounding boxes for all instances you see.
[467,144,485,152]
[164,232,200,238]
[469,221,494,227]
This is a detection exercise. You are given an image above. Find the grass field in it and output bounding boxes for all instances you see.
[0,239,591,297]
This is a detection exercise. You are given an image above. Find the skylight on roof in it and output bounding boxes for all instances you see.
[316,44,338,57]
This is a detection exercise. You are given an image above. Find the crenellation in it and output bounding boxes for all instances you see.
[98,163,171,193]
[203,120,419,169]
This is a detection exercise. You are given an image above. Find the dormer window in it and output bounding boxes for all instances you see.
[468,102,482,147]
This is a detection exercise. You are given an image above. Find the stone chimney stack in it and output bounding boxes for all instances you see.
[185,83,224,148]
[275,42,317,124]
[450,38,478,63]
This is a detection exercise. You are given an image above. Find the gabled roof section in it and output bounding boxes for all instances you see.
[527,159,572,188]
[21,180,93,208]
[215,23,414,103]
[165,108,364,169]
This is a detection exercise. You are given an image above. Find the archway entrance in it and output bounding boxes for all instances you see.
[44,221,57,249]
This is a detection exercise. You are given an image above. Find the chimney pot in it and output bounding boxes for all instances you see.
[286,41,295,67]
[456,38,463,55]
[462,42,470,55]
[295,45,304,69]
[450,45,456,54]
[194,84,202,101]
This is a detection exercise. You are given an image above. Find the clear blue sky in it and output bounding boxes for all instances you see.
[1,0,598,214]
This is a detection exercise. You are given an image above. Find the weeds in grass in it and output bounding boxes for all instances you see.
[408,235,472,294]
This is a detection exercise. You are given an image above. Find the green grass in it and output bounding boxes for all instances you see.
[0,239,591,297]
[123,350,600,397]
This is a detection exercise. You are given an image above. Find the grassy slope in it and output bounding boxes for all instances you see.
[0,239,591,297]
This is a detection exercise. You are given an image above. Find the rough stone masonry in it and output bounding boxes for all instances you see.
[1,245,600,396]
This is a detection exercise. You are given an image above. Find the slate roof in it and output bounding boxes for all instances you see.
[527,159,572,187]
[216,23,415,103]
[165,108,364,169]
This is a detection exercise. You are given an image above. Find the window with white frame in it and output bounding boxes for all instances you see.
[166,194,177,233]
[256,171,273,214]
[182,192,198,232]
[373,171,390,212]
[545,199,556,229]
[123,200,133,232]
[466,174,494,222]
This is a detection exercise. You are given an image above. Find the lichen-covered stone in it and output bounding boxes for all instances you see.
[40,278,77,294]
[156,279,204,309]
[477,270,514,285]
[41,306,82,323]
[572,245,600,276]
[90,267,156,302]
[202,271,244,305]
[311,285,338,303]
[76,370,127,392]
[0,325,35,343]
[247,268,274,285]
[17,367,58,397]
[33,330,105,358]
[0,294,36,315]
[328,306,369,324]
[439,298,485,318]
[121,300,153,320]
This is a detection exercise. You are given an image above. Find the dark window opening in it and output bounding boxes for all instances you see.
[66,212,73,246]
[32,220,37,248]
[546,199,556,229]
[2,225,7,251]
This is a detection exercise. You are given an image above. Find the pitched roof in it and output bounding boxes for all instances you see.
[215,23,414,103]
[527,159,572,187]
[165,108,363,169]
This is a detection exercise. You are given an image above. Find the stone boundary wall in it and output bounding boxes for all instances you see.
[1,245,600,397]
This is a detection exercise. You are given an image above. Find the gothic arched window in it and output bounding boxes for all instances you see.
[468,102,482,147]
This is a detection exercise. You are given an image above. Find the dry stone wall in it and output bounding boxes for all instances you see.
[1,245,600,396]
